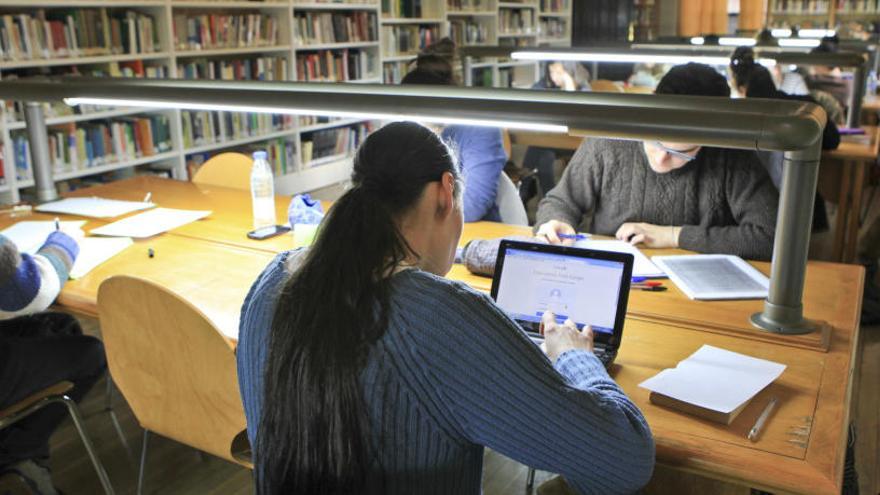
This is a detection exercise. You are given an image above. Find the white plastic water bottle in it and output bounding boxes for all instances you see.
[250,150,277,230]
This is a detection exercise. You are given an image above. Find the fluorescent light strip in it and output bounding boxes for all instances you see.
[778,38,822,48]
[798,28,835,38]
[510,51,777,67]
[690,36,705,45]
[63,97,569,133]
[771,28,793,38]
[719,37,757,46]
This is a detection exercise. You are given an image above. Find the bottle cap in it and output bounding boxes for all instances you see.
[253,150,268,160]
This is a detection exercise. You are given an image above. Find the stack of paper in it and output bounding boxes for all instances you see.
[1,221,87,254]
[36,197,155,218]
[652,254,769,300]
[639,345,786,424]
[90,208,211,238]
[573,239,665,278]
[69,237,134,279]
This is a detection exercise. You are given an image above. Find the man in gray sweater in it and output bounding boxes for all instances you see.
[535,63,779,261]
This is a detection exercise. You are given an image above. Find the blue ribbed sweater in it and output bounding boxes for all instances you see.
[237,251,655,494]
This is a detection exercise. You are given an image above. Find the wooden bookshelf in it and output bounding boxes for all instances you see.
[0,0,568,203]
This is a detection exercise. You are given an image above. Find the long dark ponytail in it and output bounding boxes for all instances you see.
[729,46,779,98]
[256,121,460,494]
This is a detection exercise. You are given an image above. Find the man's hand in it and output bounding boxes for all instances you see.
[535,220,576,246]
[615,222,680,248]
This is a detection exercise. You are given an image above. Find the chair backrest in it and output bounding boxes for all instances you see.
[496,172,529,226]
[591,79,624,93]
[191,152,252,190]
[97,275,247,465]
[623,85,654,94]
[501,129,512,158]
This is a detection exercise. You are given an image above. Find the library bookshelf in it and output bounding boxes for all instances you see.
[0,0,569,204]
[768,0,880,30]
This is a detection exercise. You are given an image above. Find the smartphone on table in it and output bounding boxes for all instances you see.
[247,225,291,240]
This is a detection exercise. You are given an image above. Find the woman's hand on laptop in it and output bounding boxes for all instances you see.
[535,220,576,246]
[539,311,594,362]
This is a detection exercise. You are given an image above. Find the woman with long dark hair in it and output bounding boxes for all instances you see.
[237,122,655,494]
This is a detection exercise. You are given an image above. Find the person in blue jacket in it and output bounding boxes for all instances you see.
[401,55,508,222]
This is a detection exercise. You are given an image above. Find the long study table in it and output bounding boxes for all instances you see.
[1,176,864,495]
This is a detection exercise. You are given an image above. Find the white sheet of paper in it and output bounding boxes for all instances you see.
[1,221,87,254]
[573,239,665,278]
[70,237,134,279]
[652,254,769,300]
[90,208,211,238]
[638,345,786,413]
[35,197,155,218]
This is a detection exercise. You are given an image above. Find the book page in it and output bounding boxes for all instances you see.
[1,221,87,254]
[70,237,134,279]
[639,345,786,413]
[652,255,769,300]
[574,239,665,278]
[36,197,156,218]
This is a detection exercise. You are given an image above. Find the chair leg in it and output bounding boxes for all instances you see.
[104,376,136,468]
[138,430,150,495]
[61,396,115,495]
[526,467,536,491]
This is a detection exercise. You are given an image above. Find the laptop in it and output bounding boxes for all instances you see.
[490,240,634,368]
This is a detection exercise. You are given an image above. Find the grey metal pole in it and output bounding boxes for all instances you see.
[23,101,58,202]
[463,56,473,87]
[847,63,867,129]
[751,139,822,334]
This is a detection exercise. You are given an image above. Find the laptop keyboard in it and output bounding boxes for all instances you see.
[525,330,614,369]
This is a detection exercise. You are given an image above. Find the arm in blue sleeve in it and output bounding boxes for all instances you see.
[454,127,507,222]
[400,282,655,495]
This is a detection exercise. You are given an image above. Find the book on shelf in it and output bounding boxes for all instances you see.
[539,0,569,12]
[448,0,491,11]
[0,145,5,185]
[381,0,423,18]
[539,17,566,38]
[296,48,376,81]
[181,111,220,148]
[178,56,288,81]
[836,0,880,13]
[449,19,490,45]
[772,0,830,13]
[499,8,535,34]
[0,9,158,61]
[382,59,410,83]
[187,136,297,179]
[11,115,171,177]
[172,12,279,51]
[301,122,373,166]
[222,112,293,140]
[381,24,438,56]
[472,66,493,87]
[295,11,378,45]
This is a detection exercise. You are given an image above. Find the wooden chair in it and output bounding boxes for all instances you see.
[0,381,115,494]
[590,79,624,93]
[96,276,251,495]
[190,152,252,190]
[623,85,654,94]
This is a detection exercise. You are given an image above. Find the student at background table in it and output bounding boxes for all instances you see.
[535,63,779,261]
[0,229,106,494]
[400,54,508,222]
[730,46,839,233]
[237,122,654,494]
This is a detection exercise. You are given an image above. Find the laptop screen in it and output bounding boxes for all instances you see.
[493,246,628,336]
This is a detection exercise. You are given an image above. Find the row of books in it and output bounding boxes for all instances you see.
[539,18,567,38]
[449,19,490,45]
[836,0,880,12]
[294,12,378,45]
[382,59,408,84]
[296,48,377,81]
[772,0,831,13]
[11,115,172,177]
[472,66,493,87]
[381,25,438,57]
[447,0,491,12]
[0,9,158,62]
[499,9,536,34]
[181,111,294,149]
[301,122,373,167]
[241,138,298,176]
[178,56,288,81]
[539,0,569,12]
[298,116,356,128]
[381,0,424,18]
[172,13,279,51]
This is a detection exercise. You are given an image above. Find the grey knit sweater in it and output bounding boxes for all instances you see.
[536,138,779,261]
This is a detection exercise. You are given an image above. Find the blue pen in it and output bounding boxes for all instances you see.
[558,233,589,241]
[632,276,647,283]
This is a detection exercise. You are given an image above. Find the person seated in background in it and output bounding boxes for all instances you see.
[0,228,106,495]
[804,41,852,112]
[535,63,779,261]
[532,61,591,91]
[400,54,508,222]
[730,46,839,232]
[237,121,655,495]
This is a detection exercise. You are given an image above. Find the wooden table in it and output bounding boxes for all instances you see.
[821,125,880,263]
[1,177,863,495]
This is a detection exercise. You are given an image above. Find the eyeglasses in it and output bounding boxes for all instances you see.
[647,141,699,162]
